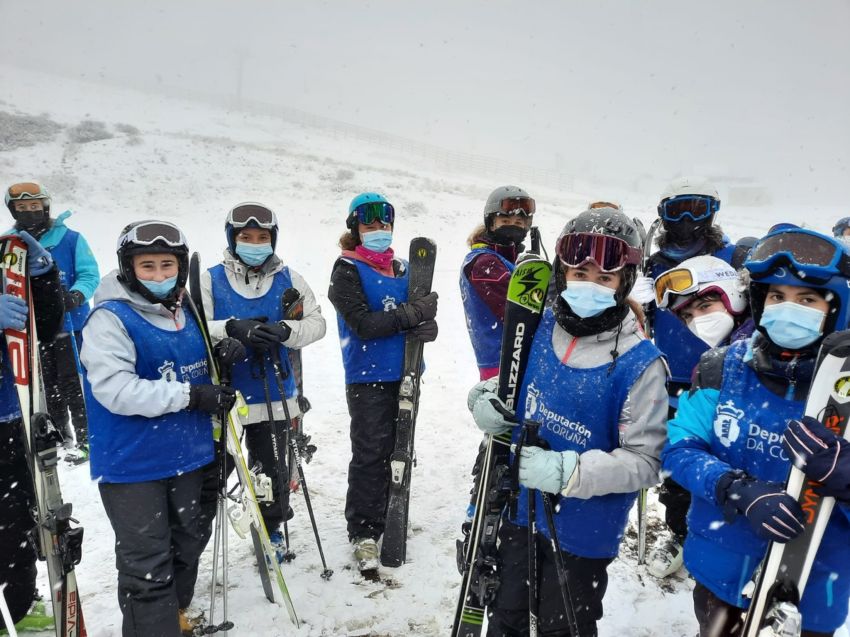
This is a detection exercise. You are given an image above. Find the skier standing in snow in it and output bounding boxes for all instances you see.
[662,225,850,637]
[652,255,754,350]
[468,206,668,636]
[80,221,241,637]
[5,182,100,464]
[636,177,744,578]
[328,192,438,571]
[0,232,65,632]
[199,202,326,561]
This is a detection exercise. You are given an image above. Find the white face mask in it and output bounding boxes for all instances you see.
[686,311,735,347]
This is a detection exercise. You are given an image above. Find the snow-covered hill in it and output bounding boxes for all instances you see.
[0,64,843,636]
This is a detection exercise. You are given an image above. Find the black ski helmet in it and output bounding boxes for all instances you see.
[555,206,642,301]
[225,202,279,256]
[483,185,535,230]
[116,220,189,303]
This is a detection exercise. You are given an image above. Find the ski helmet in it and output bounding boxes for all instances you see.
[346,192,394,236]
[655,255,747,315]
[744,226,850,341]
[5,182,51,215]
[116,220,189,303]
[657,176,720,225]
[483,185,535,230]
[833,216,850,238]
[225,202,279,255]
[555,206,642,301]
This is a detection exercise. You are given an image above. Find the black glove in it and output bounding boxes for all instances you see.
[188,384,237,414]
[716,472,805,543]
[62,288,85,310]
[411,319,438,343]
[396,291,439,329]
[213,337,247,368]
[783,416,850,502]
[226,318,289,351]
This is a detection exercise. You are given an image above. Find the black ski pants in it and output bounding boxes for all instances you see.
[99,468,206,637]
[39,331,87,445]
[0,418,37,629]
[692,582,833,637]
[345,381,399,541]
[486,520,613,637]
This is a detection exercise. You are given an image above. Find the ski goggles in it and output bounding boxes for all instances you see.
[556,232,642,272]
[658,195,719,222]
[117,221,187,250]
[654,265,737,308]
[746,228,850,283]
[6,182,47,201]
[351,201,395,225]
[494,196,536,218]
[227,203,277,229]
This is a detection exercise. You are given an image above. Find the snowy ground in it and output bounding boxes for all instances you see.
[0,65,844,636]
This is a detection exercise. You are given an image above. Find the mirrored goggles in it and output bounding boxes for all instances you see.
[227,203,277,229]
[658,195,718,222]
[7,182,47,200]
[556,232,642,272]
[352,201,395,225]
[496,196,536,217]
[746,228,850,282]
[118,221,187,249]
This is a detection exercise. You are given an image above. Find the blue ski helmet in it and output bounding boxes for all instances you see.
[346,192,394,235]
[744,226,850,339]
[224,202,278,256]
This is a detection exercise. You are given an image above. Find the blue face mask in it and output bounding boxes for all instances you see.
[361,230,393,253]
[560,281,617,318]
[760,301,825,350]
[235,242,273,266]
[139,275,178,299]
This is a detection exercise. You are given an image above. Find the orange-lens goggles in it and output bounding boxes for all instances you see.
[654,267,698,308]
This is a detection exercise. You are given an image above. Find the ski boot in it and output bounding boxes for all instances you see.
[647,535,684,578]
[178,607,205,637]
[63,443,89,465]
[352,537,380,572]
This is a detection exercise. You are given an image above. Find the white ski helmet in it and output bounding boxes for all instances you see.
[659,176,720,203]
[655,255,746,315]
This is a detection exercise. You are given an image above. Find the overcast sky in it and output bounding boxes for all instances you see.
[2,0,848,205]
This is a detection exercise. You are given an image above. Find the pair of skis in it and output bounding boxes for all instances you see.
[380,237,438,568]
[452,256,552,637]
[185,254,299,629]
[740,330,850,636]
[0,235,86,637]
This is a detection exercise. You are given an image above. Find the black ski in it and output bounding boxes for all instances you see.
[451,256,552,637]
[740,330,850,637]
[1,234,87,637]
[380,237,437,568]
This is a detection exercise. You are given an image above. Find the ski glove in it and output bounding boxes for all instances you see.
[226,318,289,351]
[716,472,805,543]
[213,337,247,368]
[62,288,85,310]
[0,294,28,330]
[20,231,53,277]
[630,275,656,305]
[188,384,237,414]
[396,291,439,330]
[518,446,579,496]
[410,319,438,343]
[468,379,516,435]
[783,416,850,503]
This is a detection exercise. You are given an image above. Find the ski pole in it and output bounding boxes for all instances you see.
[257,354,296,562]
[523,423,540,637]
[0,583,19,637]
[268,349,333,579]
[637,488,648,565]
[540,493,580,636]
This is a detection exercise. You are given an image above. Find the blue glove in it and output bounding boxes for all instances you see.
[518,446,579,495]
[716,473,805,543]
[468,379,516,435]
[19,231,53,277]
[783,416,850,503]
[0,294,28,330]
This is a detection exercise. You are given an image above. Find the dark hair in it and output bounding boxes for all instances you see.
[657,224,726,253]
[339,231,359,250]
